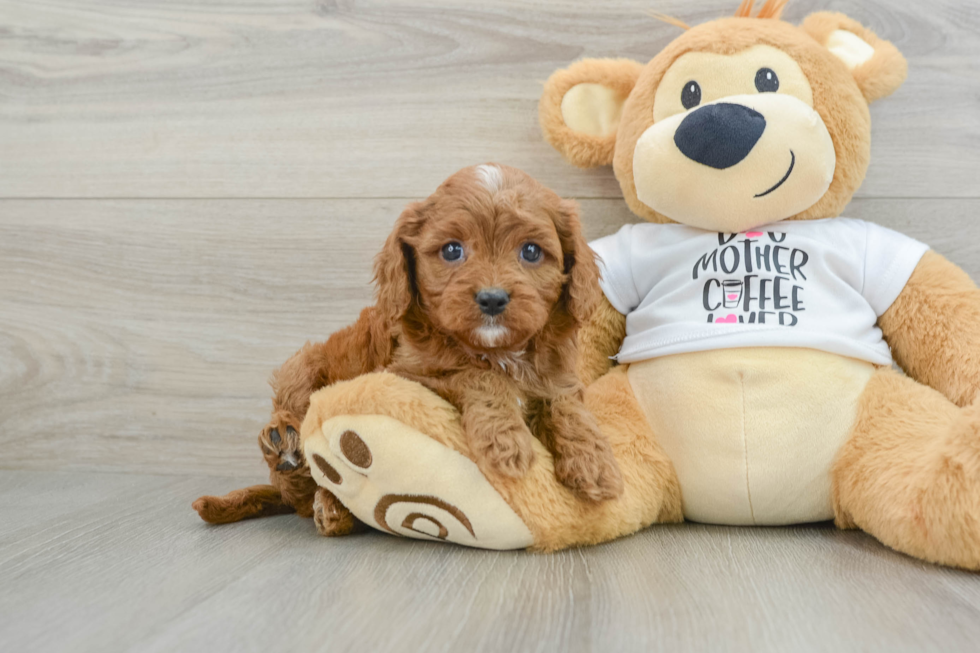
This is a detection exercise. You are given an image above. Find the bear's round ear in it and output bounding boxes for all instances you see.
[539,58,644,168]
[802,12,907,103]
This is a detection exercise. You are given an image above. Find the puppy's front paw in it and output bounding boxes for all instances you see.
[477,424,536,478]
[259,418,305,474]
[553,429,624,502]
[313,488,359,537]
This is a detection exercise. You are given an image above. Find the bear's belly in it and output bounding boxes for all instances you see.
[626,348,876,525]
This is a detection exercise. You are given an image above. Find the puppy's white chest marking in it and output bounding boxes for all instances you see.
[475,324,509,348]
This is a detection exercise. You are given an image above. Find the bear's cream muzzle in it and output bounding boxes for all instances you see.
[633,93,836,233]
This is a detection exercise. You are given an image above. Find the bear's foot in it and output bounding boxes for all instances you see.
[303,414,534,550]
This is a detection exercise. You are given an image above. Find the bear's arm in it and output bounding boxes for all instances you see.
[879,250,980,407]
[575,294,627,386]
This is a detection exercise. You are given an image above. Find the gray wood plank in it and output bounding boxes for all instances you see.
[1,0,977,199]
[0,471,311,653]
[1,470,979,653]
[2,198,978,476]
[0,470,177,540]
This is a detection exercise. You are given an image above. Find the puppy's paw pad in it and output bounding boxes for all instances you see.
[260,423,304,472]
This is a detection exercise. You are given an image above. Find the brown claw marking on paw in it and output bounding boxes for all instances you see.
[312,454,343,485]
[339,430,372,468]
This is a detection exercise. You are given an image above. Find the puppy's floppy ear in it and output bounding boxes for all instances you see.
[539,58,644,168]
[373,202,425,326]
[802,12,907,103]
[553,199,601,326]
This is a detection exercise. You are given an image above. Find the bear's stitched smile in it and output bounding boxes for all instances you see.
[754,150,796,198]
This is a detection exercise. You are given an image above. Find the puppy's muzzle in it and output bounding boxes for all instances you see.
[475,288,510,316]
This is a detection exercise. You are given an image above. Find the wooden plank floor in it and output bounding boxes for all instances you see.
[2,0,979,651]
[2,470,980,653]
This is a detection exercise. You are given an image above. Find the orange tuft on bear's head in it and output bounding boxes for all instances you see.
[539,3,907,233]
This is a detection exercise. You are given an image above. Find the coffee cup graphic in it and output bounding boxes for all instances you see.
[722,280,743,308]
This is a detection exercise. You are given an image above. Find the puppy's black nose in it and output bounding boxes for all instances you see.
[674,102,766,169]
[475,288,510,316]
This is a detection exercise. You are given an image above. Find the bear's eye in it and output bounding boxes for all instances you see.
[440,241,465,262]
[681,80,701,110]
[755,68,779,93]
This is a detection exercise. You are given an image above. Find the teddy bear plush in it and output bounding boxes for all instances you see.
[198,1,980,568]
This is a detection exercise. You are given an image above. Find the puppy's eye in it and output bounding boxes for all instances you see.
[681,81,701,110]
[440,241,464,262]
[755,68,779,93]
[520,242,542,263]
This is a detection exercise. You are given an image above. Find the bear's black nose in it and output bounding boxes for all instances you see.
[475,288,510,316]
[673,103,766,169]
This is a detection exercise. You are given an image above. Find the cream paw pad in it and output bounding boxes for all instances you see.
[303,414,534,550]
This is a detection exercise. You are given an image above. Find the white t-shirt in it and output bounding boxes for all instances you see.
[590,218,929,366]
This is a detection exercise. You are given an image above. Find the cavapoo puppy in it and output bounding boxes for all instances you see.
[377,164,623,499]
[193,164,623,534]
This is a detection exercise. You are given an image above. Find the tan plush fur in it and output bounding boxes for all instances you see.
[300,368,682,552]
[879,251,980,408]
[533,1,980,567]
[373,164,623,501]
[833,368,980,568]
[541,18,879,226]
[574,294,626,385]
[538,59,645,168]
[801,12,908,103]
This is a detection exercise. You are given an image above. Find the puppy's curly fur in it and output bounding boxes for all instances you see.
[380,164,622,498]
[193,164,623,531]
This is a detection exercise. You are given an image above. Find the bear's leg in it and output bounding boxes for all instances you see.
[525,366,683,550]
[833,367,980,569]
[300,368,682,551]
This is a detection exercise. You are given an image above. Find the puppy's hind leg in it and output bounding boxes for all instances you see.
[259,415,319,517]
[192,485,295,524]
